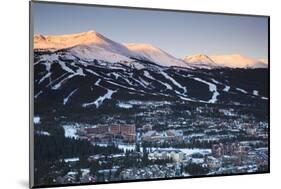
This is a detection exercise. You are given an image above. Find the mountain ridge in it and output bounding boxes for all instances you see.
[34,30,268,69]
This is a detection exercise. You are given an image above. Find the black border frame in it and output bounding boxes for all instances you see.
[29,1,270,188]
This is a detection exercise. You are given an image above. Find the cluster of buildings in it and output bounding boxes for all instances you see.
[55,169,96,184]
[210,142,268,173]
[120,164,177,180]
[56,102,268,182]
[148,149,185,162]
[212,143,248,158]
[77,124,136,143]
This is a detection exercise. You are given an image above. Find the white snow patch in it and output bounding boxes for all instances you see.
[131,62,146,70]
[63,125,78,139]
[106,81,136,91]
[34,91,43,99]
[178,148,212,155]
[82,89,117,108]
[179,96,196,102]
[160,70,187,94]
[34,116,41,124]
[150,147,211,156]
[46,73,67,87]
[125,43,190,68]
[236,88,248,94]
[85,69,100,76]
[253,90,259,96]
[52,74,76,90]
[117,102,133,109]
[144,70,173,90]
[41,54,59,62]
[95,143,136,152]
[36,131,50,136]
[61,54,76,61]
[118,144,136,151]
[38,72,51,84]
[223,85,230,92]
[111,73,120,79]
[158,80,173,90]
[138,77,150,86]
[193,77,219,103]
[131,77,149,88]
[143,71,154,80]
[63,88,78,105]
[76,67,86,76]
[95,79,101,86]
[211,79,220,84]
[58,61,75,73]
[43,62,52,72]
[64,157,79,163]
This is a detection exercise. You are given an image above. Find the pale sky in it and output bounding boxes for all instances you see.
[32,2,269,60]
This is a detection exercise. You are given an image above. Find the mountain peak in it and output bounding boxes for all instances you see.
[76,30,105,40]
[184,53,218,68]
[125,43,190,68]
[34,30,109,50]
[184,53,213,61]
[183,53,268,69]
[210,54,268,68]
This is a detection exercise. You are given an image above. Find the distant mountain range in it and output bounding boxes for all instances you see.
[34,30,268,69]
[33,30,268,111]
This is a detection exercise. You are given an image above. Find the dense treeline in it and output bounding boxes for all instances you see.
[34,135,123,161]
[184,163,210,176]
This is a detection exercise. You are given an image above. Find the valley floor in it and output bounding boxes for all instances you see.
[33,101,269,186]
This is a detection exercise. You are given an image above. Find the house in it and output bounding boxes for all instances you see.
[205,156,221,169]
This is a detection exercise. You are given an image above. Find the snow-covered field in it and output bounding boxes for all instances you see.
[236,88,248,94]
[95,143,211,156]
[223,85,230,92]
[33,116,41,124]
[62,125,78,139]
[117,102,133,109]
[82,89,117,108]
[63,88,78,105]
[150,147,212,155]
[253,90,259,96]
[193,77,219,103]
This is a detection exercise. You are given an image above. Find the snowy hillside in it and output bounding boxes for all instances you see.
[34,30,137,63]
[183,54,220,69]
[124,43,190,68]
[34,30,268,69]
[184,54,267,69]
[33,29,268,110]
[210,54,268,68]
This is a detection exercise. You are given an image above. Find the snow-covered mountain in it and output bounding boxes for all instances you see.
[33,29,268,110]
[34,30,138,63]
[259,59,268,64]
[183,54,267,69]
[33,31,269,107]
[124,43,190,68]
[183,54,220,69]
[210,54,268,68]
[34,48,268,110]
[34,30,191,68]
[34,30,268,69]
